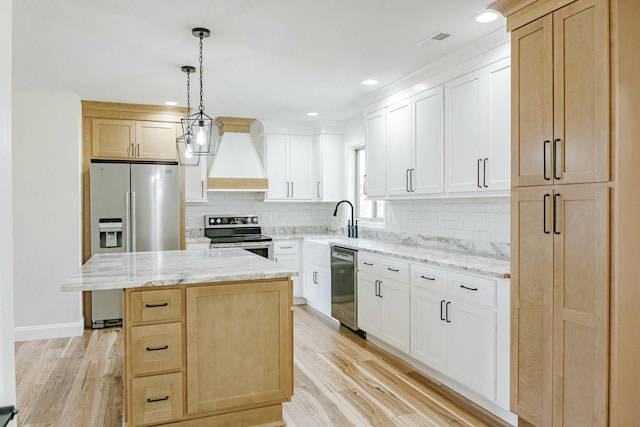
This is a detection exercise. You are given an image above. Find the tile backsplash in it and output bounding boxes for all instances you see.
[186,193,510,259]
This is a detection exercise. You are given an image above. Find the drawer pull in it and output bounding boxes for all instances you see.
[279,245,293,249]
[460,285,478,292]
[145,302,168,308]
[420,275,436,281]
[387,267,400,272]
[146,345,169,352]
[363,262,374,266]
[147,396,170,403]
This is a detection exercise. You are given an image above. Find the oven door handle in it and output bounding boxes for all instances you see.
[210,242,273,250]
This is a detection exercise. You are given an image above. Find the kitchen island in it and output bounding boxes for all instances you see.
[62,248,297,427]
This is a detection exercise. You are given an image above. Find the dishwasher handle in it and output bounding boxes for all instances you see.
[332,251,354,262]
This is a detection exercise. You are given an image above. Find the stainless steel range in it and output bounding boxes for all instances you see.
[204,215,273,260]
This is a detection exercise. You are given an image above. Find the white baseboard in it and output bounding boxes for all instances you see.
[14,320,84,342]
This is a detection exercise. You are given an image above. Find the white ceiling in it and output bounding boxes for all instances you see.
[12,0,505,122]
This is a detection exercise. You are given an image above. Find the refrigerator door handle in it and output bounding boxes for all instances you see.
[131,192,136,252]
[125,192,131,252]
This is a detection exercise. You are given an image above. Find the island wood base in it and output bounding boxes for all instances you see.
[123,278,293,427]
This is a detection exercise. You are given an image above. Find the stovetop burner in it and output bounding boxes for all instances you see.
[204,215,271,244]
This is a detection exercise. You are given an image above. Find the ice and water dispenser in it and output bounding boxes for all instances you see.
[98,218,123,249]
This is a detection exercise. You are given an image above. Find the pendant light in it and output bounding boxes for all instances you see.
[181,27,220,156]
[176,65,200,167]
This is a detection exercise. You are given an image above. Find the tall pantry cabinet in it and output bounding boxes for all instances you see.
[491,0,640,425]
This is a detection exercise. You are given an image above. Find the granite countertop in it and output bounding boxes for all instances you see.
[61,248,298,292]
[269,234,510,278]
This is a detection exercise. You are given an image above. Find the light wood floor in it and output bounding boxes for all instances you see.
[15,305,509,427]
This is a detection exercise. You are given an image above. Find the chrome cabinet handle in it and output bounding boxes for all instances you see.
[543,194,551,234]
[279,245,292,249]
[201,180,204,198]
[406,169,410,192]
[410,168,415,192]
[553,138,562,180]
[363,174,367,195]
[291,181,294,198]
[317,181,321,198]
[286,181,289,198]
[543,140,551,181]
[477,159,482,188]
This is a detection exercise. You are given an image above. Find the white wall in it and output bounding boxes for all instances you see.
[0,0,17,420]
[12,91,83,341]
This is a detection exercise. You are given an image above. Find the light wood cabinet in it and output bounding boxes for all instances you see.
[265,133,313,200]
[123,278,293,426]
[511,0,609,187]
[184,158,208,203]
[92,118,178,161]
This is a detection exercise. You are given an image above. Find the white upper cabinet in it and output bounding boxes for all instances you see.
[364,108,386,197]
[445,58,511,194]
[266,133,312,201]
[385,99,413,196]
[313,133,345,202]
[184,158,208,203]
[413,86,444,194]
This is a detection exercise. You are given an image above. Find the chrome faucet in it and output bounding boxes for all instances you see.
[333,200,357,238]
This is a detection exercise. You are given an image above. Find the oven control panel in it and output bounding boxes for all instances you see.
[205,215,260,227]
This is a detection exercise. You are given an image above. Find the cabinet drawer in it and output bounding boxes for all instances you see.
[379,257,410,282]
[448,272,496,308]
[131,372,183,426]
[411,263,448,292]
[273,240,299,255]
[131,322,183,375]
[358,253,382,274]
[130,289,182,324]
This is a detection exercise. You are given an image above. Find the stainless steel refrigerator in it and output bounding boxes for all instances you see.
[90,161,180,328]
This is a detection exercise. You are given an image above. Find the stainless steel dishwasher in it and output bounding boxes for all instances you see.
[331,245,362,335]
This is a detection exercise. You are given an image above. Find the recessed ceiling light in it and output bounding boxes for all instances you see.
[164,101,178,106]
[474,10,500,23]
[360,79,378,86]
[307,112,319,117]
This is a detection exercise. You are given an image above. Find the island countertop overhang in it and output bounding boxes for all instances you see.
[61,248,298,292]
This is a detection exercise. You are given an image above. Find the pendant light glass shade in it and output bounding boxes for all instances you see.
[176,65,200,166]
[181,27,220,156]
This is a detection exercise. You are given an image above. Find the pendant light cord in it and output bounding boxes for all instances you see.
[198,31,205,114]
[186,69,191,115]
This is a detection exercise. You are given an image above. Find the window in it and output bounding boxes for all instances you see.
[356,147,384,222]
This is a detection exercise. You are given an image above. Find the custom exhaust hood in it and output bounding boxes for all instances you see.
[207,117,269,191]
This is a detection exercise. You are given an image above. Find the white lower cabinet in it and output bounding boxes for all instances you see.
[410,263,507,405]
[273,240,302,303]
[357,253,410,353]
[302,240,331,316]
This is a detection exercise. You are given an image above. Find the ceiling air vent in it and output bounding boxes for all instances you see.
[431,32,451,41]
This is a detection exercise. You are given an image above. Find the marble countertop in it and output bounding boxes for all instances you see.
[268,233,510,278]
[61,248,298,292]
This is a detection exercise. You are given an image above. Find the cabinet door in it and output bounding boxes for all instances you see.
[552,185,608,426]
[511,187,554,426]
[413,86,444,194]
[136,122,178,161]
[288,135,312,200]
[512,16,553,187]
[184,159,208,203]
[448,300,497,401]
[365,108,386,197]
[92,118,135,159]
[379,279,410,353]
[265,134,288,200]
[186,280,292,414]
[357,273,381,335]
[485,60,511,191]
[552,0,609,185]
[316,268,332,317]
[445,71,482,193]
[316,134,345,202]
[411,287,448,373]
[303,267,318,309]
[385,99,413,196]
